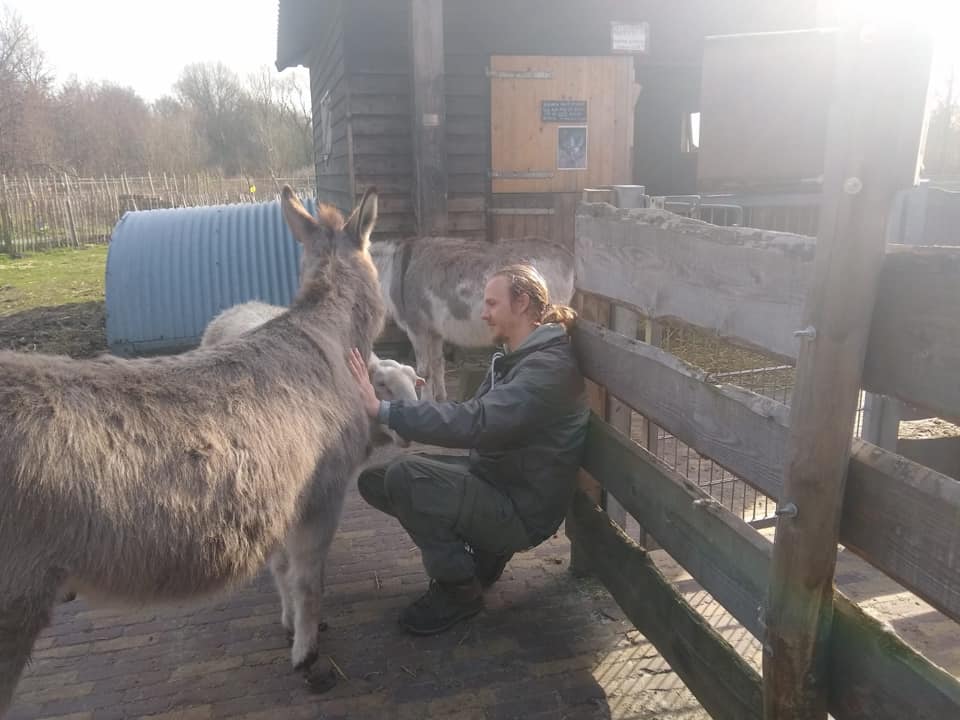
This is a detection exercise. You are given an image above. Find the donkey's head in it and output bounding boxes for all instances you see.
[281,185,385,353]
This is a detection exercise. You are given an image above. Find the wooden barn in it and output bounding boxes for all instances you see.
[275,0,824,246]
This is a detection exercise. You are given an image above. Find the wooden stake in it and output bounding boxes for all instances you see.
[568,293,610,576]
[762,23,932,720]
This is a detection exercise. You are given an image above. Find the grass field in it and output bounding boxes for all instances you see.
[0,245,107,315]
[0,244,108,356]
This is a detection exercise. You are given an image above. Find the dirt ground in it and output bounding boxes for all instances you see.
[663,322,958,440]
[900,416,960,439]
[0,301,107,357]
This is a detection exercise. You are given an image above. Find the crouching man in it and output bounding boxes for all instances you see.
[347,263,589,635]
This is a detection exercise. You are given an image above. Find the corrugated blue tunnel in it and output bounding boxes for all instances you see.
[105,198,314,356]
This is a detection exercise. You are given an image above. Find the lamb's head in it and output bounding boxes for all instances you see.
[370,356,425,403]
[280,185,385,357]
[368,353,425,449]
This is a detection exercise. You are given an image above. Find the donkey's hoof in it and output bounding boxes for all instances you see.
[318,620,329,633]
[285,629,295,647]
[304,662,337,695]
[293,648,319,672]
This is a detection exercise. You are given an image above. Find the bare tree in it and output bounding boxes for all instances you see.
[55,79,151,175]
[0,6,49,87]
[0,5,53,174]
[0,14,311,178]
[175,62,252,174]
[145,96,207,175]
[246,66,312,175]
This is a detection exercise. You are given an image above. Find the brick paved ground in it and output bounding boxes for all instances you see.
[8,469,959,720]
[10,468,959,720]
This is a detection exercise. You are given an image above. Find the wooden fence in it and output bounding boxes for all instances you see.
[0,174,314,256]
[565,24,960,720]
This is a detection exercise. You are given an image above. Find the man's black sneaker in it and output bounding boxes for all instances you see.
[399,578,483,635]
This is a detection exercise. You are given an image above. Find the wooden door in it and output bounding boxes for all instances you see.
[489,55,637,194]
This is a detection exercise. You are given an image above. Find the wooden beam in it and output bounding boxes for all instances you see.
[574,202,814,361]
[762,24,932,720]
[408,0,448,234]
[574,212,960,424]
[897,435,960,479]
[863,246,960,424]
[841,440,960,623]
[582,415,771,638]
[827,592,960,720]
[566,491,763,720]
[576,417,960,719]
[573,320,789,499]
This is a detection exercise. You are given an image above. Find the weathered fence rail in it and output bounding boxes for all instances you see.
[576,204,960,426]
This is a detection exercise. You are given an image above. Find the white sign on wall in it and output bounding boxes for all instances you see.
[611,21,650,54]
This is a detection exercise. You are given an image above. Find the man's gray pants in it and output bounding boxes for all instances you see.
[357,454,532,584]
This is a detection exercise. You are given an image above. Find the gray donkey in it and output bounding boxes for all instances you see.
[0,185,385,715]
[200,299,422,666]
[371,236,574,401]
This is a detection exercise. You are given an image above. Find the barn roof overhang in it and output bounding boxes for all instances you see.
[276,0,332,71]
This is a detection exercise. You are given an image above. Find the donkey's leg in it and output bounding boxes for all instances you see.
[288,532,331,671]
[269,548,294,641]
[287,484,347,671]
[430,333,447,402]
[408,330,436,401]
[0,588,58,715]
[426,332,447,402]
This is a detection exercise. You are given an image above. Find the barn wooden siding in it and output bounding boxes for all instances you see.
[311,1,352,213]
[296,0,823,240]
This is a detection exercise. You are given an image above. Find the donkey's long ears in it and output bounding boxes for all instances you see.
[344,186,378,250]
[281,185,320,244]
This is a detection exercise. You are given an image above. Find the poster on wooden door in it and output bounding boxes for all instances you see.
[557,126,588,170]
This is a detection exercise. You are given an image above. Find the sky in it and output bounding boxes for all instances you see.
[3,0,308,102]
[3,0,958,105]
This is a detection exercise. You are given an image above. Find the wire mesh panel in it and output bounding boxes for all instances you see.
[588,193,889,530]
[641,322,788,526]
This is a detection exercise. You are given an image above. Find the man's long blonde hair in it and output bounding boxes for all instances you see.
[491,263,577,332]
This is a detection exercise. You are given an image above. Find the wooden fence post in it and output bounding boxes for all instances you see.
[408,0,449,235]
[761,23,932,720]
[604,189,644,536]
[63,174,79,247]
[604,303,633,532]
[860,392,902,450]
[26,175,38,252]
[642,318,662,456]
[568,292,609,576]
[0,175,13,257]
